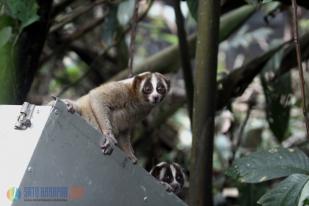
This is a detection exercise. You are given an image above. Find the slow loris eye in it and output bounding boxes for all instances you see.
[157,86,166,94]
[176,175,182,181]
[163,174,172,183]
[143,85,153,94]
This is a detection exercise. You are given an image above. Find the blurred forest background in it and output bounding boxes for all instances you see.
[1,0,309,205]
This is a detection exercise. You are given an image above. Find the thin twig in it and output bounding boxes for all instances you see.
[128,0,140,78]
[52,0,77,17]
[63,15,107,42]
[56,2,150,96]
[41,13,108,65]
[56,3,152,95]
[57,44,114,96]
[291,0,309,139]
[50,0,107,33]
[173,0,194,121]
[231,95,255,161]
[121,0,153,39]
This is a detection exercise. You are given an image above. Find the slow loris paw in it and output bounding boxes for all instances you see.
[100,138,114,155]
[160,182,173,193]
[128,155,138,164]
[100,132,118,155]
[63,100,75,113]
[103,131,118,145]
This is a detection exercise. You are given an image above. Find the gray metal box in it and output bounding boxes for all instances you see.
[0,100,187,206]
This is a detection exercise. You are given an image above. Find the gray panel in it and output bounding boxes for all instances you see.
[13,100,187,206]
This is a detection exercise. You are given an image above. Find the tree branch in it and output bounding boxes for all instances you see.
[50,0,107,33]
[291,0,309,139]
[133,34,309,160]
[217,33,309,111]
[281,0,309,8]
[222,0,309,11]
[41,14,108,65]
[110,5,255,81]
[51,0,77,17]
[63,15,107,42]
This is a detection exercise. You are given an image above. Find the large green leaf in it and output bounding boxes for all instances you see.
[239,183,268,206]
[260,2,281,16]
[258,174,309,206]
[117,0,135,25]
[260,47,291,142]
[0,16,17,103]
[227,147,309,183]
[187,0,198,20]
[187,0,255,23]
[299,180,309,206]
[102,5,120,46]
[4,0,39,29]
[219,5,255,41]
[0,26,12,47]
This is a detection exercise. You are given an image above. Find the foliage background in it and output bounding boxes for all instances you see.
[1,0,309,205]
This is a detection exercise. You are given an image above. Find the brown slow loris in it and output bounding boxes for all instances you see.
[58,72,170,163]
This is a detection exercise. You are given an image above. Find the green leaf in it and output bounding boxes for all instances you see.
[227,147,309,183]
[261,0,275,3]
[102,5,120,46]
[299,179,309,206]
[260,48,291,141]
[239,183,268,206]
[117,0,135,25]
[303,198,309,206]
[245,0,274,5]
[5,0,39,29]
[219,5,256,41]
[187,0,198,20]
[0,15,18,103]
[258,174,309,206]
[0,26,12,47]
[260,2,281,16]
[0,35,16,103]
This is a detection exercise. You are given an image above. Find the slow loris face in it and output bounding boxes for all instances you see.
[150,162,185,194]
[135,72,170,105]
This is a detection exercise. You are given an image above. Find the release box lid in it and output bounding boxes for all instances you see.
[0,101,187,206]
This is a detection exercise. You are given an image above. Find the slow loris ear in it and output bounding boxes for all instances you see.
[165,77,171,91]
[133,75,143,91]
[133,72,151,90]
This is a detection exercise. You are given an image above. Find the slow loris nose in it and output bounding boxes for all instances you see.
[153,96,160,103]
[170,183,180,193]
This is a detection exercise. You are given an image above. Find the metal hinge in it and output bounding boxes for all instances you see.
[15,102,35,130]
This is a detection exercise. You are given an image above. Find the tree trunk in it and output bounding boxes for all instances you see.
[189,0,220,206]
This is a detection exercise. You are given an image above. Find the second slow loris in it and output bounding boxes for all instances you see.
[64,72,170,163]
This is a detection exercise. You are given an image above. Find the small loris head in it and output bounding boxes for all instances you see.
[150,162,185,194]
[133,72,170,105]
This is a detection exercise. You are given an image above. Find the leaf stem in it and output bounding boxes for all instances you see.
[291,0,309,139]
[128,0,140,78]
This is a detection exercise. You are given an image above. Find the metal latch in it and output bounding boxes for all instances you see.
[15,102,35,130]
